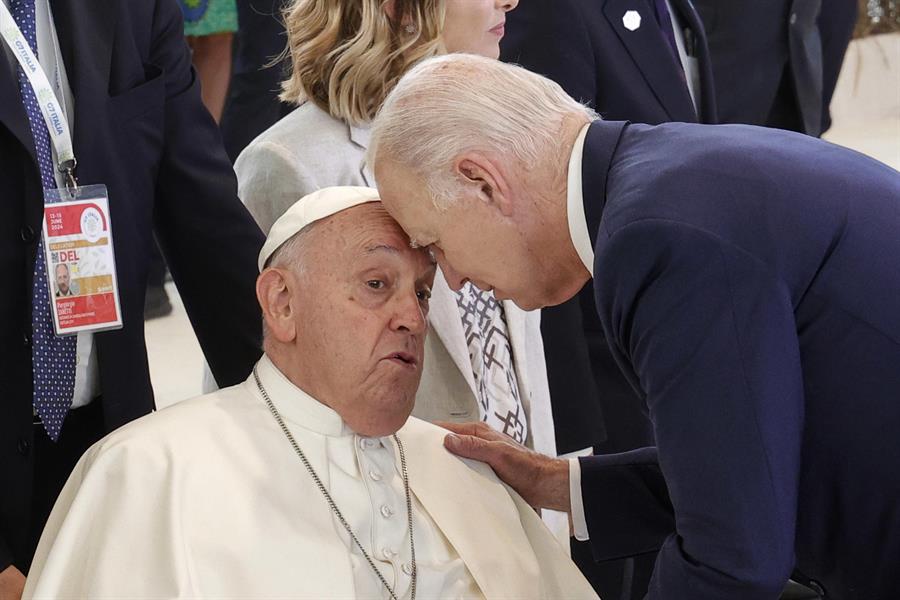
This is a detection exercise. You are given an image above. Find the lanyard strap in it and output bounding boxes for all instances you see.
[0,1,76,187]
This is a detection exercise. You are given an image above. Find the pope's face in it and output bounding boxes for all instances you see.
[289,203,436,437]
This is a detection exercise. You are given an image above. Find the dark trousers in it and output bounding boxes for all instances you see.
[572,539,657,600]
[25,400,104,573]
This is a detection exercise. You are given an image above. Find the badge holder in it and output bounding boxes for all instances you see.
[41,179,123,336]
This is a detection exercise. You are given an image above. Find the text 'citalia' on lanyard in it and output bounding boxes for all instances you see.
[0,1,77,190]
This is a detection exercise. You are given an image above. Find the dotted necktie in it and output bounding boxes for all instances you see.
[12,0,78,442]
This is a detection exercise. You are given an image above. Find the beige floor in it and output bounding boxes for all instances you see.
[147,35,900,410]
[146,282,204,409]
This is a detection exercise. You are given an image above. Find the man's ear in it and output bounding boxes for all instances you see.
[453,153,515,217]
[256,268,298,343]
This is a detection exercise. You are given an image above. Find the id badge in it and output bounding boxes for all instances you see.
[41,184,123,336]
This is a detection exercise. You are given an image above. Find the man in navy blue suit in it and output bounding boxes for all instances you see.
[369,54,900,600]
[0,0,264,592]
[500,1,718,595]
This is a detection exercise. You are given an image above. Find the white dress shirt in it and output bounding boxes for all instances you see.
[2,0,99,409]
[566,123,596,540]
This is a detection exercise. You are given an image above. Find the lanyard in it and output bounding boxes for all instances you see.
[0,1,77,189]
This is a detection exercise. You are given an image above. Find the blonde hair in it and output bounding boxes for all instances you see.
[280,0,445,125]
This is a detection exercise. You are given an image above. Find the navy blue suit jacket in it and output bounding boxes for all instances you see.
[502,0,718,457]
[578,119,900,598]
[502,0,717,124]
[0,0,264,570]
[692,0,856,135]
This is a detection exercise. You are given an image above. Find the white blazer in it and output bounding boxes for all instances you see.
[235,102,556,457]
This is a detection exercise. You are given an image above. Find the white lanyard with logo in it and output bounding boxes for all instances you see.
[1,2,123,335]
[1,1,76,185]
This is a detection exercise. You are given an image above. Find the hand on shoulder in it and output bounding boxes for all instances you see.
[438,421,571,512]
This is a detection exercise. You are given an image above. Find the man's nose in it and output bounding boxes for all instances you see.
[391,291,427,335]
[435,256,468,292]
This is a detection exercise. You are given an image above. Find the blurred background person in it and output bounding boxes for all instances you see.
[692,0,857,136]
[146,0,241,321]
[220,0,294,162]
[177,0,238,122]
[500,0,716,597]
[0,0,263,596]
[234,0,583,542]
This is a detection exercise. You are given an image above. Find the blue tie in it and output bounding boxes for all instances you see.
[12,0,78,442]
[652,0,684,79]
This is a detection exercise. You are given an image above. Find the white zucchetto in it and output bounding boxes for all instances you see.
[258,186,381,271]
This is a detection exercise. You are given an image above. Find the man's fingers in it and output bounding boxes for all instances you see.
[444,433,504,466]
[436,420,504,441]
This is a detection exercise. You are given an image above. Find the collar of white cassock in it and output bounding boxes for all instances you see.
[258,185,382,271]
[253,354,359,437]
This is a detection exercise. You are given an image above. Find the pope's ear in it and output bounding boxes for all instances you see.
[454,153,514,217]
[256,268,297,343]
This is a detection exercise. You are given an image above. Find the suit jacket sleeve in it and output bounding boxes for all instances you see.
[147,0,265,388]
[583,219,804,598]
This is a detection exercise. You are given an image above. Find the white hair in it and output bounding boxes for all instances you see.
[367,53,598,209]
[266,221,317,276]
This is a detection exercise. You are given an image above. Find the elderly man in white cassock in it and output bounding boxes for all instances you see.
[23,187,596,600]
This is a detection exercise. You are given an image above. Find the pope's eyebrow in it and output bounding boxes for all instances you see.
[364,244,401,255]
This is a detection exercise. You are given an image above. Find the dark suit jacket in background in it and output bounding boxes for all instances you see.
[501,0,716,456]
[0,0,264,572]
[692,0,856,136]
[220,0,294,162]
[578,119,900,599]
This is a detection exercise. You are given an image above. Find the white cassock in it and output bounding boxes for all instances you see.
[24,356,598,599]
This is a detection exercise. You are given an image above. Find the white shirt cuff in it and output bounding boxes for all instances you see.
[568,458,590,540]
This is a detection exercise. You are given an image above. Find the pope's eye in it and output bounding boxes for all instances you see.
[367,280,385,290]
[417,289,432,301]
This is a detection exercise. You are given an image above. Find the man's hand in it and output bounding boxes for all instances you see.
[438,421,571,512]
[0,565,25,600]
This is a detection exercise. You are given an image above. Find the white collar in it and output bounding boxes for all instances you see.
[566,123,595,277]
[254,354,359,438]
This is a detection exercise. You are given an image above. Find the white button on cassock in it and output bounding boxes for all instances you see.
[368,469,382,482]
[402,563,413,576]
[380,505,394,518]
